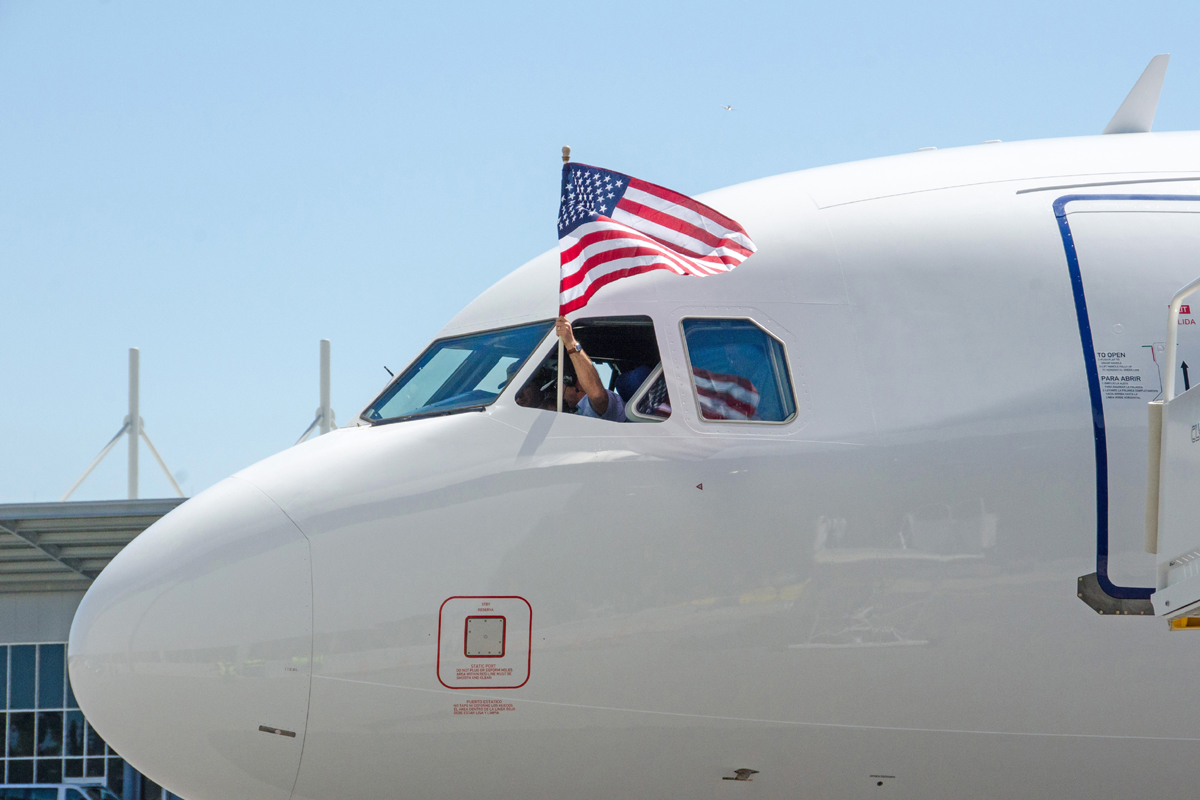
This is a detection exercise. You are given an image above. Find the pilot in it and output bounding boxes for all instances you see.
[514,375,545,409]
[514,367,568,411]
[556,316,626,422]
[614,364,652,404]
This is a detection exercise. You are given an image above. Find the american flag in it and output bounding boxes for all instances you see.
[692,367,760,421]
[557,163,756,315]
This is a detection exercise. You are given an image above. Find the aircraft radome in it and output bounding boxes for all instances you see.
[68,55,1200,799]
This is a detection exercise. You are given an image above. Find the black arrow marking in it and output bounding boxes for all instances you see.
[1183,361,1191,392]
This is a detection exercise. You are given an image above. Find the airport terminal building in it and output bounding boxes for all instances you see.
[0,499,186,800]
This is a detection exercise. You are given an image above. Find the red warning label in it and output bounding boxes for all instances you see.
[455,663,514,681]
[438,596,531,689]
[453,699,515,716]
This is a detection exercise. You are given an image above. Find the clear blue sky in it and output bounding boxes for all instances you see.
[3,1,1198,502]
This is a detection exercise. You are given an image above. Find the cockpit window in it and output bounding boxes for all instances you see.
[364,321,552,423]
[514,316,669,422]
[681,318,796,423]
[626,364,672,421]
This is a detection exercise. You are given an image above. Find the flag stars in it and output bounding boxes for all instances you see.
[560,166,630,232]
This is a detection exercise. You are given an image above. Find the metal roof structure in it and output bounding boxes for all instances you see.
[0,498,187,593]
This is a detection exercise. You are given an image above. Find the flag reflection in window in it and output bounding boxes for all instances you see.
[627,366,672,422]
[681,318,796,423]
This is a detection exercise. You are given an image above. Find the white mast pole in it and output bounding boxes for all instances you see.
[127,347,140,500]
[319,339,332,435]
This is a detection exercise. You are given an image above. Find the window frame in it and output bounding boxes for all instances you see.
[677,315,798,426]
[511,315,667,420]
[624,364,670,423]
[362,320,555,426]
[0,642,116,791]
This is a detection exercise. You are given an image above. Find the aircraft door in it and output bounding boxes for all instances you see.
[1058,194,1200,590]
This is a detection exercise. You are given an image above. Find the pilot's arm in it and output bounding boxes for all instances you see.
[556,316,609,416]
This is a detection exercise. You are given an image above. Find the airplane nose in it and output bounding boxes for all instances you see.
[68,477,312,800]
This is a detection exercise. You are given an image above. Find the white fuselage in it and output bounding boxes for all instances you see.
[68,132,1200,800]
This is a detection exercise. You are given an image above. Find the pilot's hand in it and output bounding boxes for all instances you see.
[556,317,579,351]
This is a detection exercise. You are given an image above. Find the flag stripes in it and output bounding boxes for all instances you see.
[623,181,755,254]
[692,367,761,421]
[558,163,755,315]
[611,203,750,265]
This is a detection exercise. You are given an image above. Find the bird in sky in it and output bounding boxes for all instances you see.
[721,105,734,111]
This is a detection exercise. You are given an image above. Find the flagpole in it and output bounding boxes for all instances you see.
[557,145,570,414]
[557,342,565,413]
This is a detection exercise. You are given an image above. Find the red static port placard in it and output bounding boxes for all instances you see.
[437,597,531,689]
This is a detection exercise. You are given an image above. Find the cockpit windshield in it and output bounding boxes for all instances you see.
[363,321,552,423]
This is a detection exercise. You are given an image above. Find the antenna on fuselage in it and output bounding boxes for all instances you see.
[1103,54,1170,134]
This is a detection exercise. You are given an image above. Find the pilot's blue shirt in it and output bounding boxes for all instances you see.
[577,390,626,422]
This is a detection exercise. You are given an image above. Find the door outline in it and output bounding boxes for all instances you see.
[1054,193,1200,600]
